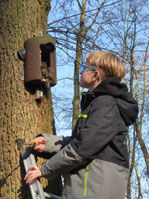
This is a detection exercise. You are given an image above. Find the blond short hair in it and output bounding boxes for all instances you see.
[86,51,125,79]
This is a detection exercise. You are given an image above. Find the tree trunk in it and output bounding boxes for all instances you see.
[72,0,106,129]
[137,41,149,176]
[72,0,86,129]
[0,0,61,198]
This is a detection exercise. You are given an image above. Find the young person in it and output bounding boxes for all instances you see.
[24,51,138,199]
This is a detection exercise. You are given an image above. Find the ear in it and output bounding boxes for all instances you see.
[92,71,101,81]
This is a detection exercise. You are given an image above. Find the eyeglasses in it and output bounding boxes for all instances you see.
[80,64,96,73]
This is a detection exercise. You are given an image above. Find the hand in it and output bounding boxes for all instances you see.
[24,165,42,184]
[30,137,45,152]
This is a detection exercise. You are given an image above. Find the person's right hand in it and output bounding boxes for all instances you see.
[30,136,45,152]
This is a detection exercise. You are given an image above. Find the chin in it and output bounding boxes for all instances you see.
[80,82,85,88]
[80,84,88,89]
[80,81,89,89]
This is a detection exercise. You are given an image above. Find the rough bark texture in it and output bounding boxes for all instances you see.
[0,0,61,198]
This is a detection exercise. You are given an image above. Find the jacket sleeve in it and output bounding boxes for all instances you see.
[39,134,72,154]
[40,143,86,179]
[40,97,124,179]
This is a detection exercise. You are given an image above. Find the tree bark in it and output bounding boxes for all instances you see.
[0,0,61,198]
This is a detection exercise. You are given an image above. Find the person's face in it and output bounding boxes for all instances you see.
[80,63,97,89]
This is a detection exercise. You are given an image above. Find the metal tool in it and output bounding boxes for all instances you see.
[25,142,40,148]
[16,139,40,151]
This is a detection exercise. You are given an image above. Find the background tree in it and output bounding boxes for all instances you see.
[0,0,61,199]
[72,0,108,128]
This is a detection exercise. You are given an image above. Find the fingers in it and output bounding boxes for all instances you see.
[24,165,42,184]
[30,137,45,152]
[33,144,44,152]
[24,171,37,184]
[24,165,37,180]
[28,165,38,170]
[30,137,45,145]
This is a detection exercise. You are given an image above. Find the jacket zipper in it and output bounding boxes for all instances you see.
[83,166,89,197]
[62,177,68,198]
